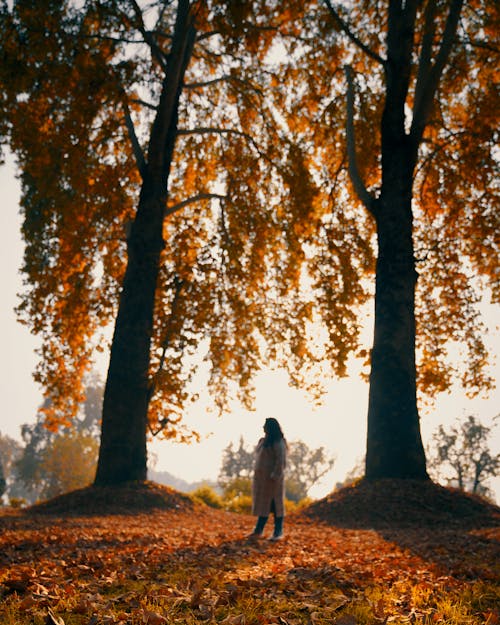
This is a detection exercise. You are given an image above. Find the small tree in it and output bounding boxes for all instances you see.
[428,415,500,497]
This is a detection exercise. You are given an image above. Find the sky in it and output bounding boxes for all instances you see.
[1,152,499,501]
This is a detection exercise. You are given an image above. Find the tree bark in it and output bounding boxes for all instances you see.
[365,159,428,480]
[94,184,165,484]
[94,0,195,485]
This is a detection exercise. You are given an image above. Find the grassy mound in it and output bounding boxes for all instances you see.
[27,480,196,516]
[301,479,500,529]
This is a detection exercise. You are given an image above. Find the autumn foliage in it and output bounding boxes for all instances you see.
[0,481,499,625]
[0,1,498,483]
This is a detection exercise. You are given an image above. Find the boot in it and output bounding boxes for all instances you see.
[270,516,283,540]
[249,516,268,537]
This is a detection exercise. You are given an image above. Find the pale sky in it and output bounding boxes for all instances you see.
[1,153,499,501]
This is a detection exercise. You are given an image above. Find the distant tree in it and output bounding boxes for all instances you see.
[427,415,500,497]
[218,437,335,502]
[285,441,335,502]
[15,377,103,502]
[218,437,255,488]
[16,425,99,502]
[36,430,99,500]
[79,372,104,437]
[335,457,365,491]
[0,433,24,503]
[0,458,6,500]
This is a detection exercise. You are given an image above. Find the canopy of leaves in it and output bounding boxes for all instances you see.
[270,0,499,398]
[0,0,498,436]
[0,0,371,435]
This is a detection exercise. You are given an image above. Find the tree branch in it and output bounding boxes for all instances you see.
[411,0,464,146]
[412,0,437,134]
[184,74,265,100]
[196,29,222,42]
[177,126,266,159]
[128,0,168,71]
[183,74,233,89]
[130,97,158,112]
[323,0,386,66]
[148,274,184,404]
[344,66,375,214]
[148,0,196,178]
[122,100,147,179]
[165,192,226,217]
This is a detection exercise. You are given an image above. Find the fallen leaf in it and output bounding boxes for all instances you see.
[45,607,65,625]
[142,609,168,624]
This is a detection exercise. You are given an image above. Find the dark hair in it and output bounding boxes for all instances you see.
[263,417,285,447]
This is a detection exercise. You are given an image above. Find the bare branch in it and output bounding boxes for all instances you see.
[113,76,148,178]
[323,0,386,66]
[165,192,226,217]
[344,66,375,214]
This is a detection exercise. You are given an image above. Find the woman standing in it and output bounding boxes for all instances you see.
[250,418,287,540]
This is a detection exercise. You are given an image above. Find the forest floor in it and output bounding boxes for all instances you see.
[0,480,499,625]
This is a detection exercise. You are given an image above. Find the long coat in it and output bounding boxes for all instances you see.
[252,437,287,517]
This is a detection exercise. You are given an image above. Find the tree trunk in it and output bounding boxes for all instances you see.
[94,182,165,485]
[94,0,196,486]
[365,155,428,480]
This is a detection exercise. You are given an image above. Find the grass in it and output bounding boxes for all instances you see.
[0,480,498,625]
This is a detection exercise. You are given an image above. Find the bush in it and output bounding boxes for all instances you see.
[224,493,252,514]
[8,497,26,509]
[191,485,224,509]
[285,496,312,514]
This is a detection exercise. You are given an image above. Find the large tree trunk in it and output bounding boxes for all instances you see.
[365,154,428,480]
[94,182,164,484]
[94,0,195,486]
[363,3,430,481]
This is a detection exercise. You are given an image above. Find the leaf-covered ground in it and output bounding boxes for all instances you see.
[0,480,499,625]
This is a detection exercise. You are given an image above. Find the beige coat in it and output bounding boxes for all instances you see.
[252,438,287,517]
